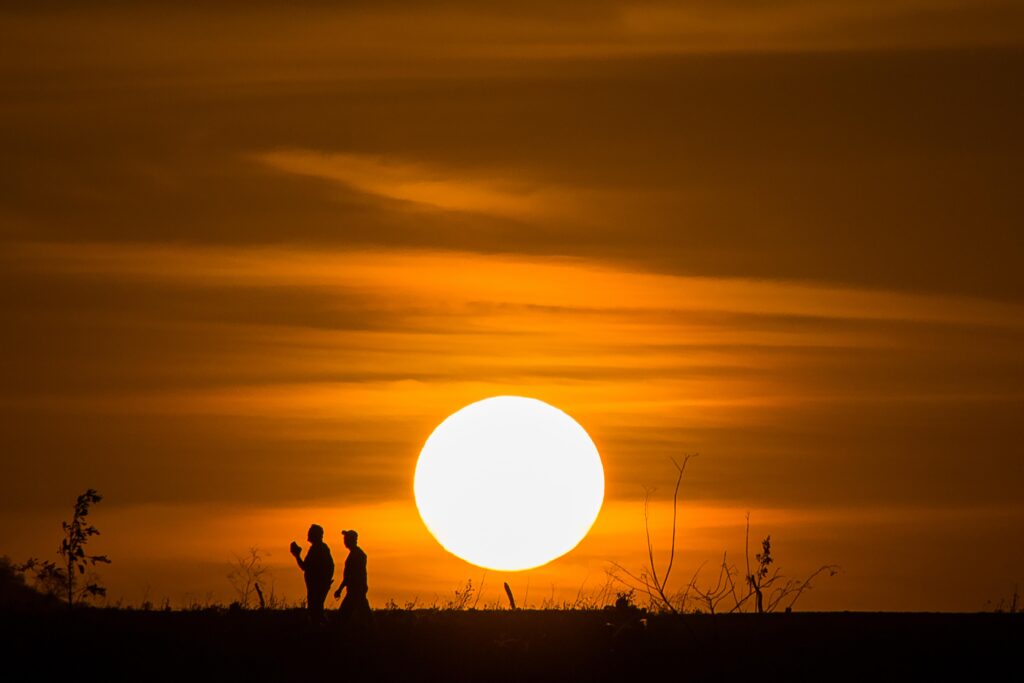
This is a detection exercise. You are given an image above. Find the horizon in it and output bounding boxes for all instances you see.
[2,2,1023,613]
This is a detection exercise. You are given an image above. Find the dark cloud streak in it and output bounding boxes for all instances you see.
[3,50,1022,298]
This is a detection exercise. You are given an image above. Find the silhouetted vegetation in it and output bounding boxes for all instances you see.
[612,458,838,613]
[985,584,1020,613]
[18,488,110,608]
[611,454,694,612]
[444,578,477,610]
[227,546,274,609]
[0,556,59,609]
[2,486,1019,682]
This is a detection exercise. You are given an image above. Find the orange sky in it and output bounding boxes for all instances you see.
[1,2,1022,611]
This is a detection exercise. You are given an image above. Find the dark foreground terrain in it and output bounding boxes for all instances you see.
[2,608,1020,681]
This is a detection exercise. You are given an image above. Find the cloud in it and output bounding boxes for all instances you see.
[3,2,1021,83]
[256,150,551,217]
[2,242,1022,519]
[4,43,1023,300]
[619,0,1024,52]
[9,242,1024,327]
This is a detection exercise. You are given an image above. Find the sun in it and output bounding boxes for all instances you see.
[414,396,605,571]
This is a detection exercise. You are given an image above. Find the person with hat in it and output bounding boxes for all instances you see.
[334,529,370,624]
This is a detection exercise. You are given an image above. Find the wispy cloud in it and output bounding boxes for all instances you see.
[11,242,1024,328]
[256,149,555,218]
[4,241,1023,514]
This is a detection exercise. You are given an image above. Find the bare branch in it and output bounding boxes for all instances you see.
[662,454,693,594]
[778,564,841,612]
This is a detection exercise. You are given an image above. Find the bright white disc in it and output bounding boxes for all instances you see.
[414,396,605,571]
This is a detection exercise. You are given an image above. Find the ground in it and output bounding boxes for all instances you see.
[2,608,1020,681]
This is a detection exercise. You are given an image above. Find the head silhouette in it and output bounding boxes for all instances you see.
[308,524,325,543]
[342,529,358,549]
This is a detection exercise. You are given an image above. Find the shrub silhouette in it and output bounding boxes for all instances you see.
[0,556,59,609]
[612,459,838,613]
[20,488,111,608]
[227,546,272,609]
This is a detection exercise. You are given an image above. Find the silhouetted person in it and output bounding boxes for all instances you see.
[290,524,334,623]
[334,529,371,626]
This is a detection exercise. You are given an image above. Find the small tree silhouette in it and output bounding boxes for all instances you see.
[21,488,111,608]
[749,535,773,613]
[741,522,839,613]
[227,546,271,609]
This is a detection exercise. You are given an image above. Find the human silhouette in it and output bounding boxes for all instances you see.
[333,529,371,625]
[290,524,334,623]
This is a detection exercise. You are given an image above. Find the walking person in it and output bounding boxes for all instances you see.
[290,523,334,624]
[334,529,371,627]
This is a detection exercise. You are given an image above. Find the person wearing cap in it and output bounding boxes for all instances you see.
[290,523,334,623]
[334,529,370,624]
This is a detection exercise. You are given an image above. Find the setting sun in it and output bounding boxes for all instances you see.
[414,396,605,571]
[3,5,1023,679]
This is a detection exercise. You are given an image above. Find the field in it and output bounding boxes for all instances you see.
[2,607,1020,681]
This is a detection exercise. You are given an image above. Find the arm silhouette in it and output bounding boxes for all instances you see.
[290,541,306,571]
